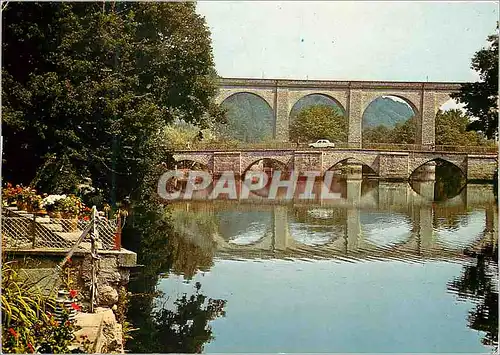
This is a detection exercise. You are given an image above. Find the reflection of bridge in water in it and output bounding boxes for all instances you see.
[170,182,497,262]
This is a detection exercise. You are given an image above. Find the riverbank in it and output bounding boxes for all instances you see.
[2,202,138,353]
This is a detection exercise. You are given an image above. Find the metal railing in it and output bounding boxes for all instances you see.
[168,141,498,154]
[1,207,121,251]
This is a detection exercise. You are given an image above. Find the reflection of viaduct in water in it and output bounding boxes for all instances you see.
[171,182,497,261]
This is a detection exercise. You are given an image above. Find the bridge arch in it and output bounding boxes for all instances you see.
[409,157,466,178]
[172,156,212,171]
[215,210,273,249]
[241,156,293,176]
[362,94,419,146]
[288,207,345,247]
[217,90,274,109]
[219,92,275,142]
[289,93,347,120]
[324,157,378,176]
[362,93,420,117]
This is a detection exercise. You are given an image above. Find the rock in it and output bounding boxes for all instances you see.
[98,285,118,306]
[101,309,124,353]
[73,307,123,353]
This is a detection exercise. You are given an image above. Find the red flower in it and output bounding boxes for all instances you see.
[8,328,18,338]
[66,257,72,263]
[27,343,35,353]
[69,289,78,298]
[71,302,81,311]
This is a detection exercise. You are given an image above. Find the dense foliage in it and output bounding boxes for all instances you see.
[290,94,344,120]
[363,109,494,146]
[1,262,80,354]
[362,117,416,145]
[218,93,274,143]
[435,109,491,146]
[451,26,499,139]
[289,105,347,143]
[2,2,221,204]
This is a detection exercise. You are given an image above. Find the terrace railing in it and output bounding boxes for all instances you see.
[1,206,121,251]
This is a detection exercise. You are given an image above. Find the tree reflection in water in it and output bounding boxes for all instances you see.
[154,282,226,353]
[123,203,226,353]
[448,242,498,349]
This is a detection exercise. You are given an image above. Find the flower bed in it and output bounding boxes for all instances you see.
[3,183,93,221]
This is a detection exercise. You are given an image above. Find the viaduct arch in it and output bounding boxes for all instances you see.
[216,78,459,148]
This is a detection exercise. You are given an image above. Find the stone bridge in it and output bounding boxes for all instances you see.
[172,148,497,181]
[217,77,461,147]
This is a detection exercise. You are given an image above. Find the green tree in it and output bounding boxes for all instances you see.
[153,282,226,353]
[451,26,498,139]
[217,93,274,143]
[362,125,393,144]
[289,105,347,143]
[2,2,222,203]
[435,109,489,146]
[390,117,416,144]
[362,117,416,145]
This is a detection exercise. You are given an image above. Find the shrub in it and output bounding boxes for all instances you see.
[1,262,80,354]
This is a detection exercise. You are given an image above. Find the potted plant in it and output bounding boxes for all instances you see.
[2,183,23,207]
[24,189,42,213]
[42,194,67,219]
[15,186,32,211]
[56,195,83,232]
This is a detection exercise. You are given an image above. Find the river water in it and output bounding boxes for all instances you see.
[124,178,498,353]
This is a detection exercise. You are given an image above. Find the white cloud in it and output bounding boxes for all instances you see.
[439,98,466,112]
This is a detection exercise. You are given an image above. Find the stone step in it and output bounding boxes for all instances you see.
[55,231,86,243]
[36,217,52,223]
[41,223,64,232]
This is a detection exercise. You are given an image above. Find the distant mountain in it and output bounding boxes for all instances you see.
[362,97,414,128]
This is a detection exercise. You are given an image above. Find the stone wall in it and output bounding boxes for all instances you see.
[293,151,322,172]
[6,248,137,310]
[213,152,241,176]
[467,155,498,181]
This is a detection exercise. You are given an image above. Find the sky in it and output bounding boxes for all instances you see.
[196,1,498,83]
